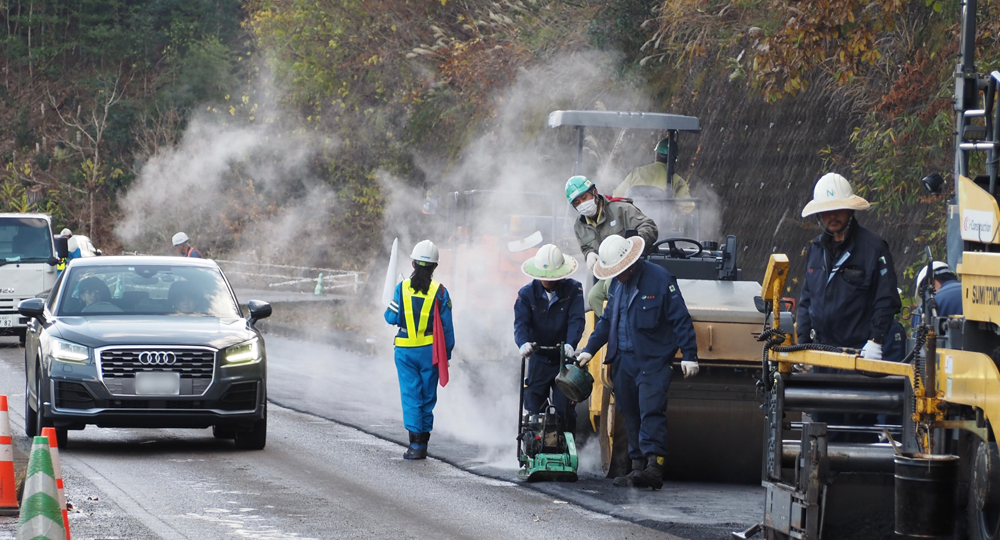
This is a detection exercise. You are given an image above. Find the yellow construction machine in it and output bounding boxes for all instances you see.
[742,2,1000,537]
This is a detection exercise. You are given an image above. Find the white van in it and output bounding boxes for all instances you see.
[0,214,62,344]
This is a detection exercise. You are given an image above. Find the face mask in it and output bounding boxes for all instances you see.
[575,199,598,218]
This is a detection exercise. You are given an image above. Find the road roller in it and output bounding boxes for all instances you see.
[739,3,1000,535]
[549,110,770,483]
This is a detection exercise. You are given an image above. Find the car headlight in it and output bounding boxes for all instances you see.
[223,338,261,367]
[49,337,90,364]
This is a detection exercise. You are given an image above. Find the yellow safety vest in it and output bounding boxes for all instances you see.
[394,280,442,348]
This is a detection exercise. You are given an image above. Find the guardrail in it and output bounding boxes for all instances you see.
[212,259,364,294]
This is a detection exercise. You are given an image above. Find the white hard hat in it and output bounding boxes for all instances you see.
[60,228,72,237]
[410,239,439,265]
[172,232,190,246]
[521,244,578,281]
[801,173,871,218]
[593,235,645,280]
[915,261,954,296]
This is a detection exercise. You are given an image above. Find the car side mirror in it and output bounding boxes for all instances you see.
[46,256,59,266]
[18,298,46,321]
[247,300,272,323]
[753,295,766,314]
[54,237,69,259]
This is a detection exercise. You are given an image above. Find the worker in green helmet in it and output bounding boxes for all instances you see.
[566,175,658,315]
[613,138,692,200]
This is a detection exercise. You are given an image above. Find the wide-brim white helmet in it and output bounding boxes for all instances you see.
[593,235,645,280]
[801,173,871,218]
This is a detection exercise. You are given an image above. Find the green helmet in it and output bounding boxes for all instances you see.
[654,137,675,155]
[565,175,594,204]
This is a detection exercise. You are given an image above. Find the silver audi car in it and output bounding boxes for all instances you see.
[18,256,271,449]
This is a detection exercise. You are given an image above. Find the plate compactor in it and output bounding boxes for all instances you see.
[516,343,594,482]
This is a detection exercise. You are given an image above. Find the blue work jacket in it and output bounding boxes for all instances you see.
[911,279,963,328]
[513,279,585,363]
[583,261,697,366]
[797,220,901,348]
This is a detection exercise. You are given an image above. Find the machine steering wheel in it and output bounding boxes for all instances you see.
[652,237,703,260]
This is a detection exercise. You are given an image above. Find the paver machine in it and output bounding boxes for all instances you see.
[548,110,769,483]
[740,2,1000,537]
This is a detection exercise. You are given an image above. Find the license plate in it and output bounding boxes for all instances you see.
[135,372,180,395]
[0,315,14,328]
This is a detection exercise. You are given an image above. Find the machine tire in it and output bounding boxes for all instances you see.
[968,437,1000,540]
[234,404,267,450]
[598,389,630,478]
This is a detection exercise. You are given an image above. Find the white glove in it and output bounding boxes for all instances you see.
[681,360,699,378]
[577,352,593,367]
[519,343,534,358]
[563,343,575,358]
[860,340,882,360]
[586,252,599,273]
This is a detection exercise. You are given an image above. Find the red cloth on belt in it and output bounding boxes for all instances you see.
[432,295,449,387]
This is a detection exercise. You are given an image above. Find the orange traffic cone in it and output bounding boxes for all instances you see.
[0,395,17,516]
[40,428,70,540]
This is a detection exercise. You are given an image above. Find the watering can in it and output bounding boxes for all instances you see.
[555,348,594,402]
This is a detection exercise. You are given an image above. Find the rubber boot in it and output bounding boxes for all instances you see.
[612,458,646,487]
[631,455,666,490]
[403,431,428,460]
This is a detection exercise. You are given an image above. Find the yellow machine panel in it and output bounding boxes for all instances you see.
[958,251,1000,324]
[958,175,1000,244]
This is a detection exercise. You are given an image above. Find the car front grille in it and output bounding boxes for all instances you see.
[99,347,215,396]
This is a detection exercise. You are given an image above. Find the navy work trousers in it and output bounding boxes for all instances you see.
[612,351,672,459]
[523,357,577,433]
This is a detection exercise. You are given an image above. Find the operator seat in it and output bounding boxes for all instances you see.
[624,185,695,242]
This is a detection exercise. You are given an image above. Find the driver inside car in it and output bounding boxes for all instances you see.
[76,276,121,313]
[168,280,205,315]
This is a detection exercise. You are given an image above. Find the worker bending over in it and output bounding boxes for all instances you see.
[514,244,585,433]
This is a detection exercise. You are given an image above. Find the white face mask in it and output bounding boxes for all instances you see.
[575,199,598,218]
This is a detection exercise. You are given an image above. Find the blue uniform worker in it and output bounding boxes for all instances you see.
[911,262,963,327]
[577,235,698,489]
[513,244,585,433]
[384,240,455,460]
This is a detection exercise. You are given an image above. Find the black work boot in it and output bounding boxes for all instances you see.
[631,455,666,490]
[403,431,428,460]
[612,458,647,487]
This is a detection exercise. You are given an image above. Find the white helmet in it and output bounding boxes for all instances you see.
[593,234,645,280]
[172,232,190,246]
[521,244,578,281]
[801,173,871,218]
[59,228,72,237]
[410,239,439,265]
[915,261,954,295]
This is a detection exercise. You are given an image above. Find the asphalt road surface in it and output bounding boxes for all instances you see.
[0,333,763,540]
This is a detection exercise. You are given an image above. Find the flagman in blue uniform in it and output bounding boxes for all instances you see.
[384,239,455,460]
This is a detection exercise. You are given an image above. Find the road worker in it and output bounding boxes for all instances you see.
[514,244,585,433]
[911,261,962,327]
[384,240,455,460]
[576,235,699,490]
[172,232,202,258]
[613,138,692,200]
[566,175,657,316]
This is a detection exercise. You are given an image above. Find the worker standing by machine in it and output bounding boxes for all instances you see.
[797,173,901,357]
[514,244,585,433]
[576,235,699,489]
[910,261,962,327]
[384,240,455,460]
[566,175,658,316]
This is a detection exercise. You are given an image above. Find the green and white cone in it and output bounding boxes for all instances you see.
[314,273,324,296]
[17,436,64,540]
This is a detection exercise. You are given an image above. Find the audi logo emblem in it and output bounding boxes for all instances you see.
[138,351,177,365]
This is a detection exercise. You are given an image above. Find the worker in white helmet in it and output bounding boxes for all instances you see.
[384,239,455,460]
[911,260,962,327]
[513,244,585,433]
[172,232,202,258]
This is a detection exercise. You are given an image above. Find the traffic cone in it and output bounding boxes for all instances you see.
[314,273,324,296]
[0,395,17,516]
[17,436,64,540]
[40,428,69,540]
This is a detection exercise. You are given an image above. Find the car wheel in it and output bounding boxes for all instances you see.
[234,405,266,450]
[213,425,236,439]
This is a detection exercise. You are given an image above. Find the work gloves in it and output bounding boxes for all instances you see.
[519,342,534,358]
[860,340,882,361]
[563,343,576,359]
[681,360,699,378]
[586,252,599,274]
[577,352,593,367]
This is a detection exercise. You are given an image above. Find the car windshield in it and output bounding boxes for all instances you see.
[0,217,54,263]
[57,264,241,318]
